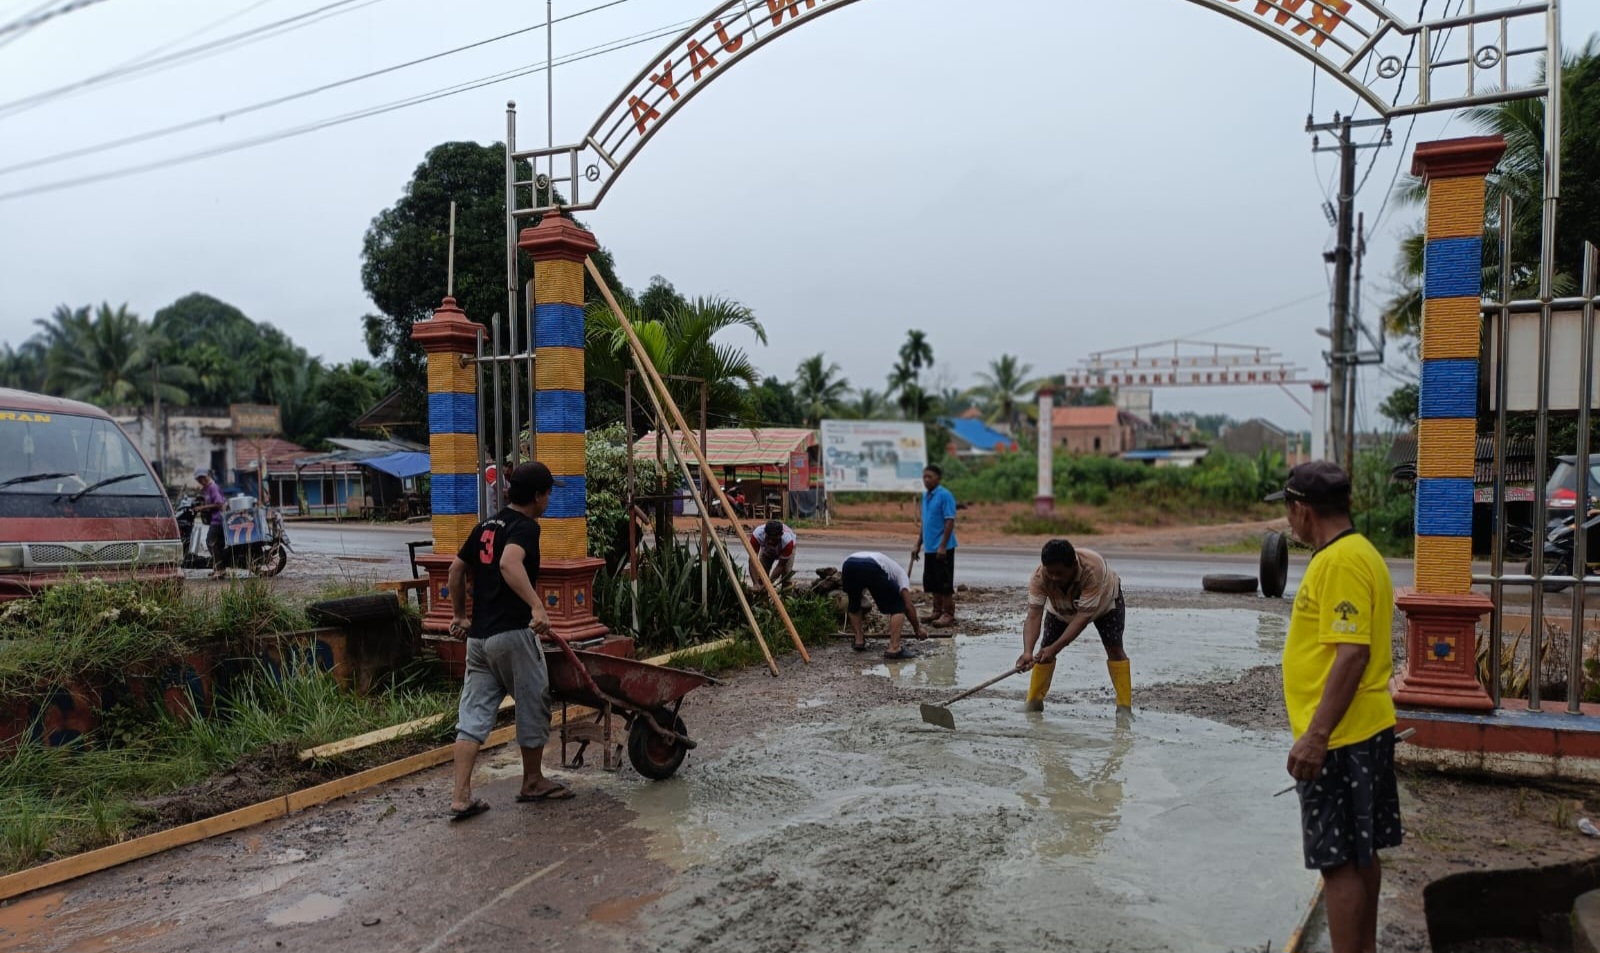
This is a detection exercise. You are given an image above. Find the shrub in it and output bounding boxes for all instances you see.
[594,538,749,656]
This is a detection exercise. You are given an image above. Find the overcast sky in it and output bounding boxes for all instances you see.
[1,0,1594,432]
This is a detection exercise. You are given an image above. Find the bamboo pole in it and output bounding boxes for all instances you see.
[620,344,779,676]
[585,257,811,664]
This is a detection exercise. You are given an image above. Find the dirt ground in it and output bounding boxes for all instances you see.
[4,581,1597,952]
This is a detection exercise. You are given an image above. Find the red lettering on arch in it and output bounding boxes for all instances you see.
[1229,0,1351,48]
[714,19,743,53]
[649,60,681,102]
[766,0,817,27]
[687,39,719,81]
[627,95,661,135]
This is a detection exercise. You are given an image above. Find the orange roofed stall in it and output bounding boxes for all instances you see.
[632,428,820,520]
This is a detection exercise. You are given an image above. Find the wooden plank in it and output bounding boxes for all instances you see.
[297,697,514,762]
[647,638,735,665]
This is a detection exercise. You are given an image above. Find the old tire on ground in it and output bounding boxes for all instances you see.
[627,711,689,781]
[1259,532,1289,599]
[306,593,402,626]
[1201,573,1259,595]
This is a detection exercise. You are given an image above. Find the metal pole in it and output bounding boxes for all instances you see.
[505,102,521,468]
[475,328,488,521]
[526,280,537,462]
[447,201,457,298]
[1490,195,1514,709]
[546,0,555,187]
[1531,3,1562,711]
[492,312,505,504]
[1573,241,1597,714]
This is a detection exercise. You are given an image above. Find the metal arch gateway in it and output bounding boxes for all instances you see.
[509,0,1558,217]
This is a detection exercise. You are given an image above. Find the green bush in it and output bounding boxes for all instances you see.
[594,538,750,656]
[584,423,666,565]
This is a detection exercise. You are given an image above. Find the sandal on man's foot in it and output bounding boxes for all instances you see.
[515,782,574,802]
[883,647,917,660]
[448,798,491,822]
[851,640,868,652]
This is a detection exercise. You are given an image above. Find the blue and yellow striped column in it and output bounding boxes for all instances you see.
[410,295,484,634]
[519,211,609,643]
[1411,136,1505,594]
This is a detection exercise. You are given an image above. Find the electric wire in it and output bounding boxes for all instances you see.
[0,0,109,38]
[0,16,702,204]
[0,0,642,176]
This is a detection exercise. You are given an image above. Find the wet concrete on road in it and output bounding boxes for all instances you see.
[6,609,1314,953]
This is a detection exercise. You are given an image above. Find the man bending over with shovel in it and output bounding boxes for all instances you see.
[1015,539,1132,712]
[841,551,928,659]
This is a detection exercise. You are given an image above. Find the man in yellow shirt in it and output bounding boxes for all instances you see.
[1268,461,1400,953]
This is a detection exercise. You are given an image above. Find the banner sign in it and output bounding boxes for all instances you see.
[819,420,927,492]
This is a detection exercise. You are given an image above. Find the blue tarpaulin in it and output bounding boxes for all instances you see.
[361,451,431,479]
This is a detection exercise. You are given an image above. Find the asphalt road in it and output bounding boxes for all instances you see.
[287,521,1419,593]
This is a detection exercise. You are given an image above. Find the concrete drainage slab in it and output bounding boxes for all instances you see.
[623,697,1315,953]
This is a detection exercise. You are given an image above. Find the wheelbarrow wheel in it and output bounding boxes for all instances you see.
[627,710,688,781]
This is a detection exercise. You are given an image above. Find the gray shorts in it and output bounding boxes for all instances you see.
[456,628,552,748]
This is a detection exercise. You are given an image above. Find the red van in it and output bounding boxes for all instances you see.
[0,388,181,600]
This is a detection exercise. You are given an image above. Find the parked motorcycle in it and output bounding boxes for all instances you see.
[176,493,291,576]
[707,483,748,519]
[1527,504,1600,592]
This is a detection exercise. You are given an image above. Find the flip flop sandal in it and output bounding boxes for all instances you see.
[852,640,868,652]
[448,798,491,822]
[883,648,917,660]
[515,783,574,802]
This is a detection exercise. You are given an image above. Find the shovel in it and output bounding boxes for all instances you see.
[919,666,1024,730]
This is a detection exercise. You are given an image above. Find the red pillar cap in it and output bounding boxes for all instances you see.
[518,210,599,262]
[411,295,479,353]
[1411,135,1507,184]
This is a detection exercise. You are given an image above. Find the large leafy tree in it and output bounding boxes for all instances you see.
[793,353,850,427]
[151,293,311,407]
[360,141,630,431]
[585,295,768,429]
[750,376,804,427]
[0,340,46,392]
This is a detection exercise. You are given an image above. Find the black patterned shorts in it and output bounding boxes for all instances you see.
[1041,593,1125,651]
[1295,727,1403,870]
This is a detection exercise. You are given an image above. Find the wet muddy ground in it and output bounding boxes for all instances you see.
[4,585,1594,953]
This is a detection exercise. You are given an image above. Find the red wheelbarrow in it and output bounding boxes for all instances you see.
[543,640,714,780]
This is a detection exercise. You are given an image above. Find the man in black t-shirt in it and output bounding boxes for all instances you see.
[444,461,573,821]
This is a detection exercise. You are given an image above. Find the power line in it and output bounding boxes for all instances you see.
[0,0,641,177]
[0,0,389,118]
[1351,0,1430,198]
[0,0,110,38]
[0,17,701,204]
[1180,291,1329,339]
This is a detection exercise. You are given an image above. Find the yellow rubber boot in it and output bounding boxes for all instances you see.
[1025,660,1055,712]
[1107,659,1132,710]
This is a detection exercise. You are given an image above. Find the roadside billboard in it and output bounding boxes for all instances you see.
[819,420,928,493]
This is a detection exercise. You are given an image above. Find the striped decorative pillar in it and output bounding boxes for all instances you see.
[518,210,608,643]
[410,295,482,635]
[1393,135,1505,713]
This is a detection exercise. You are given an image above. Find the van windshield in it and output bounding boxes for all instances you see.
[0,411,164,514]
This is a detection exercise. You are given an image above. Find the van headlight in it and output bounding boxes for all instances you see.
[0,545,22,569]
[140,541,183,565]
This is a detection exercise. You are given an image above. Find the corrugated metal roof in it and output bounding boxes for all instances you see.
[1387,433,1537,484]
[633,428,815,467]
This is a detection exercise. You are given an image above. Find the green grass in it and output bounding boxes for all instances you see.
[1199,534,1267,554]
[0,659,455,874]
[1002,512,1099,537]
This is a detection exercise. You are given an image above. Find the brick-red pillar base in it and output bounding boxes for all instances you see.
[539,557,608,642]
[1392,587,1494,712]
[1034,495,1054,516]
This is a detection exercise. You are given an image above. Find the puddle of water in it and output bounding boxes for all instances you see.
[587,891,666,924]
[0,891,174,953]
[872,608,1289,697]
[622,702,1314,953]
[796,696,828,709]
[264,892,344,927]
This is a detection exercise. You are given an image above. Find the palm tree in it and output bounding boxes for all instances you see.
[850,388,888,420]
[898,330,934,388]
[36,303,192,407]
[933,386,971,418]
[886,358,933,420]
[587,295,768,428]
[0,339,47,391]
[793,353,851,427]
[966,354,1042,432]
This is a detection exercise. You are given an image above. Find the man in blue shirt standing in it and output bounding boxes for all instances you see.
[914,464,958,627]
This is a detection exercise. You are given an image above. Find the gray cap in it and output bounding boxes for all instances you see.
[194,468,211,479]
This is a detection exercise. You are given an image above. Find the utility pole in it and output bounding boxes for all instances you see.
[1309,113,1390,469]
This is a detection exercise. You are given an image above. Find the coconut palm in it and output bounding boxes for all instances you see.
[0,340,46,391]
[887,358,933,420]
[35,303,192,407]
[850,388,888,420]
[898,330,934,387]
[966,354,1043,432]
[793,353,851,427]
[587,295,768,428]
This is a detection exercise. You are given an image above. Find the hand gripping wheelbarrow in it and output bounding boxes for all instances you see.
[543,637,713,780]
